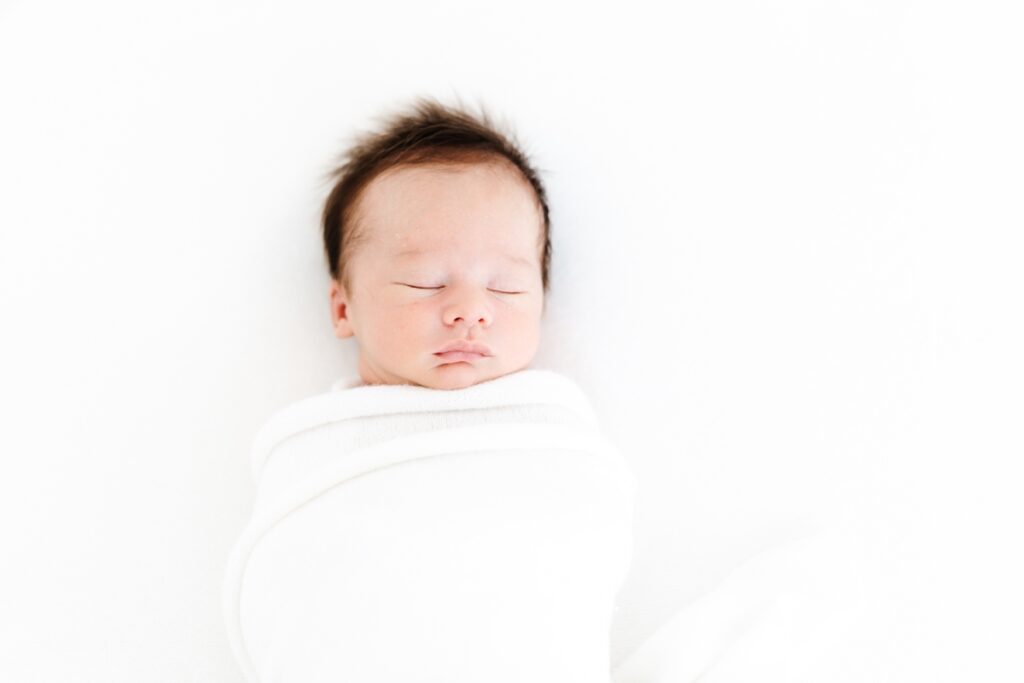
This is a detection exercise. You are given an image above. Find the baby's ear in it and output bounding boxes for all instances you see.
[328,279,355,340]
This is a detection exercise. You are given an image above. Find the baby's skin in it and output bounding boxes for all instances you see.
[328,160,546,390]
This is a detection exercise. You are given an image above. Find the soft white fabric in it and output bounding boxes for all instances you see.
[610,522,868,683]
[222,368,638,683]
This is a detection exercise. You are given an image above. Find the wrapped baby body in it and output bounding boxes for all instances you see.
[222,368,638,683]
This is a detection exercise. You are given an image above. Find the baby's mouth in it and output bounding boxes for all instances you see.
[434,351,488,362]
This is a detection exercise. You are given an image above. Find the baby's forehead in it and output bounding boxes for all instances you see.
[389,243,537,271]
[365,159,530,202]
[355,161,543,254]
[379,156,519,179]
[378,236,538,273]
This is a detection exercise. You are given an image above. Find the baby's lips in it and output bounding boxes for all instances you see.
[434,351,488,362]
[435,340,493,356]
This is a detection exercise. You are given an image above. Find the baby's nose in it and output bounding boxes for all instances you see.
[442,291,492,327]
[445,309,491,327]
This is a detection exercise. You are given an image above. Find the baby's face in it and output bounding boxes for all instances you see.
[329,162,545,390]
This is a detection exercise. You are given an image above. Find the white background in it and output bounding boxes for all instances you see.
[1,0,1022,680]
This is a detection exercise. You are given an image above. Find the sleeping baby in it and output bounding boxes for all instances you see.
[223,97,637,683]
[321,97,551,390]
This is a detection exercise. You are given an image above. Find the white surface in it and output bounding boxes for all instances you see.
[1,0,1022,680]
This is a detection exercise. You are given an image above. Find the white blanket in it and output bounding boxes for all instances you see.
[610,521,868,683]
[222,368,638,683]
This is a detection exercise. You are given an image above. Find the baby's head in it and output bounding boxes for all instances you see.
[322,97,552,390]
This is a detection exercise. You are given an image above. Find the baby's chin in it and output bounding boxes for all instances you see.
[422,362,504,390]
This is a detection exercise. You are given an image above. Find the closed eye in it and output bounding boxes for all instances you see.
[399,283,524,295]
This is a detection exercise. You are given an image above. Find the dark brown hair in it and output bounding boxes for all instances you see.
[320,96,551,298]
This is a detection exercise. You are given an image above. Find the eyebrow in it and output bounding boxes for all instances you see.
[396,248,535,268]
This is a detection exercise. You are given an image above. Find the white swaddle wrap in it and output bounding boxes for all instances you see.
[223,368,637,683]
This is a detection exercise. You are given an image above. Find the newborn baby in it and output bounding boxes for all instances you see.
[223,98,636,683]
[322,97,551,390]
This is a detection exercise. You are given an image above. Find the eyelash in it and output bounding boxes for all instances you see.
[403,284,524,295]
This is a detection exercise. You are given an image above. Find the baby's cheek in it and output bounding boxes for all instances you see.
[512,311,543,354]
[382,311,428,351]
